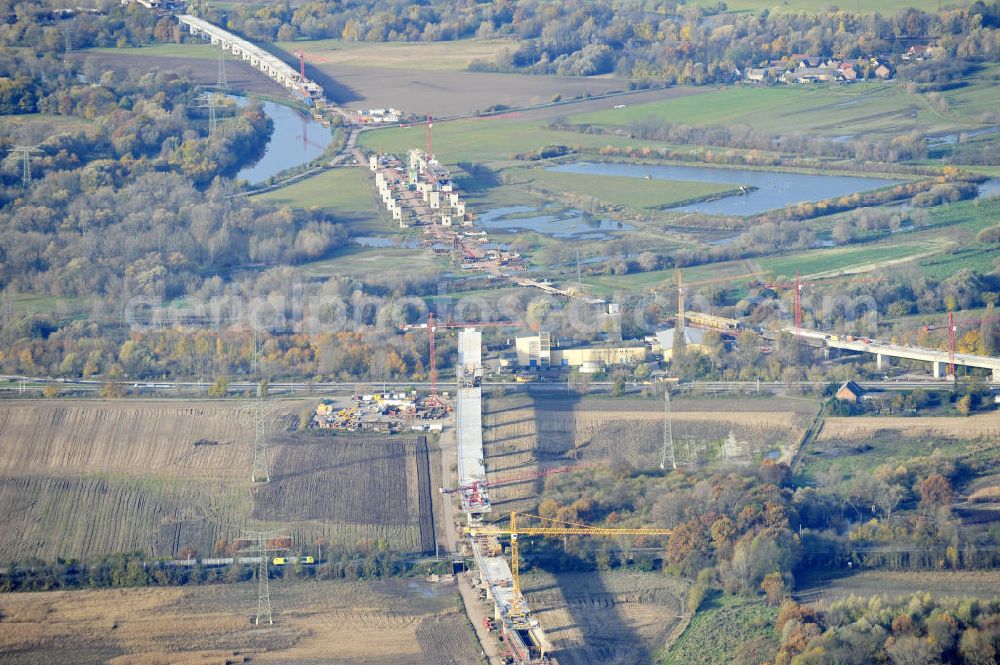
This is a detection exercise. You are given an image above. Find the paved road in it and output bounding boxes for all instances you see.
[0,375,977,395]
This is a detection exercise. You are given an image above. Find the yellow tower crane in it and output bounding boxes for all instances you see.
[466,512,672,620]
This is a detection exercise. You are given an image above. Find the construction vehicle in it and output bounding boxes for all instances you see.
[272,555,315,565]
[466,512,672,626]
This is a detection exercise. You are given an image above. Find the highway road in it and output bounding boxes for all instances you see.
[0,375,987,397]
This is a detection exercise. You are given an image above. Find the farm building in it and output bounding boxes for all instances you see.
[513,333,647,369]
[835,380,865,403]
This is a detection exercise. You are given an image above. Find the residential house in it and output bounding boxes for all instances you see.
[783,67,841,83]
[835,380,865,403]
[839,63,858,81]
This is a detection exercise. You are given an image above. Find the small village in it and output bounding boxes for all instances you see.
[743,45,939,84]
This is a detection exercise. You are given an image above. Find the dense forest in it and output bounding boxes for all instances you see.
[771,595,1000,665]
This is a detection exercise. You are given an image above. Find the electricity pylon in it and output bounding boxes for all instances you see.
[10,145,42,191]
[660,386,676,471]
[240,530,289,625]
[199,93,218,137]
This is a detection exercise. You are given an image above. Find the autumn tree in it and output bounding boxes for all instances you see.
[918,474,953,512]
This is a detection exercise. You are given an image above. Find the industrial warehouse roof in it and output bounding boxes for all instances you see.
[654,326,707,350]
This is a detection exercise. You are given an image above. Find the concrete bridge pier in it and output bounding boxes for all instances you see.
[994,368,1000,382]
[876,353,883,370]
[933,361,942,378]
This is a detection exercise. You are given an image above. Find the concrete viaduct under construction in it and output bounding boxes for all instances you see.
[455,329,551,665]
[788,328,1000,380]
[176,14,325,106]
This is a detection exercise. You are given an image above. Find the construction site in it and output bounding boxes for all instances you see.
[367,145,528,275]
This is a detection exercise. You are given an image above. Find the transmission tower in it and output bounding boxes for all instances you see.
[10,145,42,191]
[216,47,229,90]
[660,386,677,471]
[62,23,73,54]
[240,529,289,625]
[199,93,218,137]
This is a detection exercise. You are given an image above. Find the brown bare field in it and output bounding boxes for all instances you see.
[277,38,519,72]
[310,63,632,116]
[0,400,436,560]
[255,433,436,554]
[796,570,1000,606]
[0,578,478,665]
[74,52,293,99]
[818,412,1000,441]
[522,571,688,665]
[482,396,812,510]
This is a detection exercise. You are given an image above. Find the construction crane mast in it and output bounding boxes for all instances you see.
[762,273,802,330]
[467,512,671,620]
[429,312,437,398]
[404,318,521,400]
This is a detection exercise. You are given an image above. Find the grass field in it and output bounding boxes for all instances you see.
[254,167,376,211]
[526,170,736,210]
[297,246,438,278]
[361,116,666,166]
[0,578,477,665]
[274,37,517,71]
[660,593,777,665]
[575,259,756,298]
[757,240,944,279]
[570,76,997,139]
[1,113,93,134]
[87,43,218,59]
[0,400,437,560]
[798,411,1000,483]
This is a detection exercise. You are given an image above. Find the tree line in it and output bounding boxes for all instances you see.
[202,0,1000,86]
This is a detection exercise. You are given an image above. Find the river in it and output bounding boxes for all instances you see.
[234,96,333,185]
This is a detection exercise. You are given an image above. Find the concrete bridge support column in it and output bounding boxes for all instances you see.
[932,361,942,379]
[876,353,883,370]
[993,367,1000,382]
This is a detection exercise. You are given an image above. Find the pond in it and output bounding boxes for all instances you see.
[548,162,901,217]
[234,96,333,185]
[978,178,1000,199]
[476,205,634,239]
